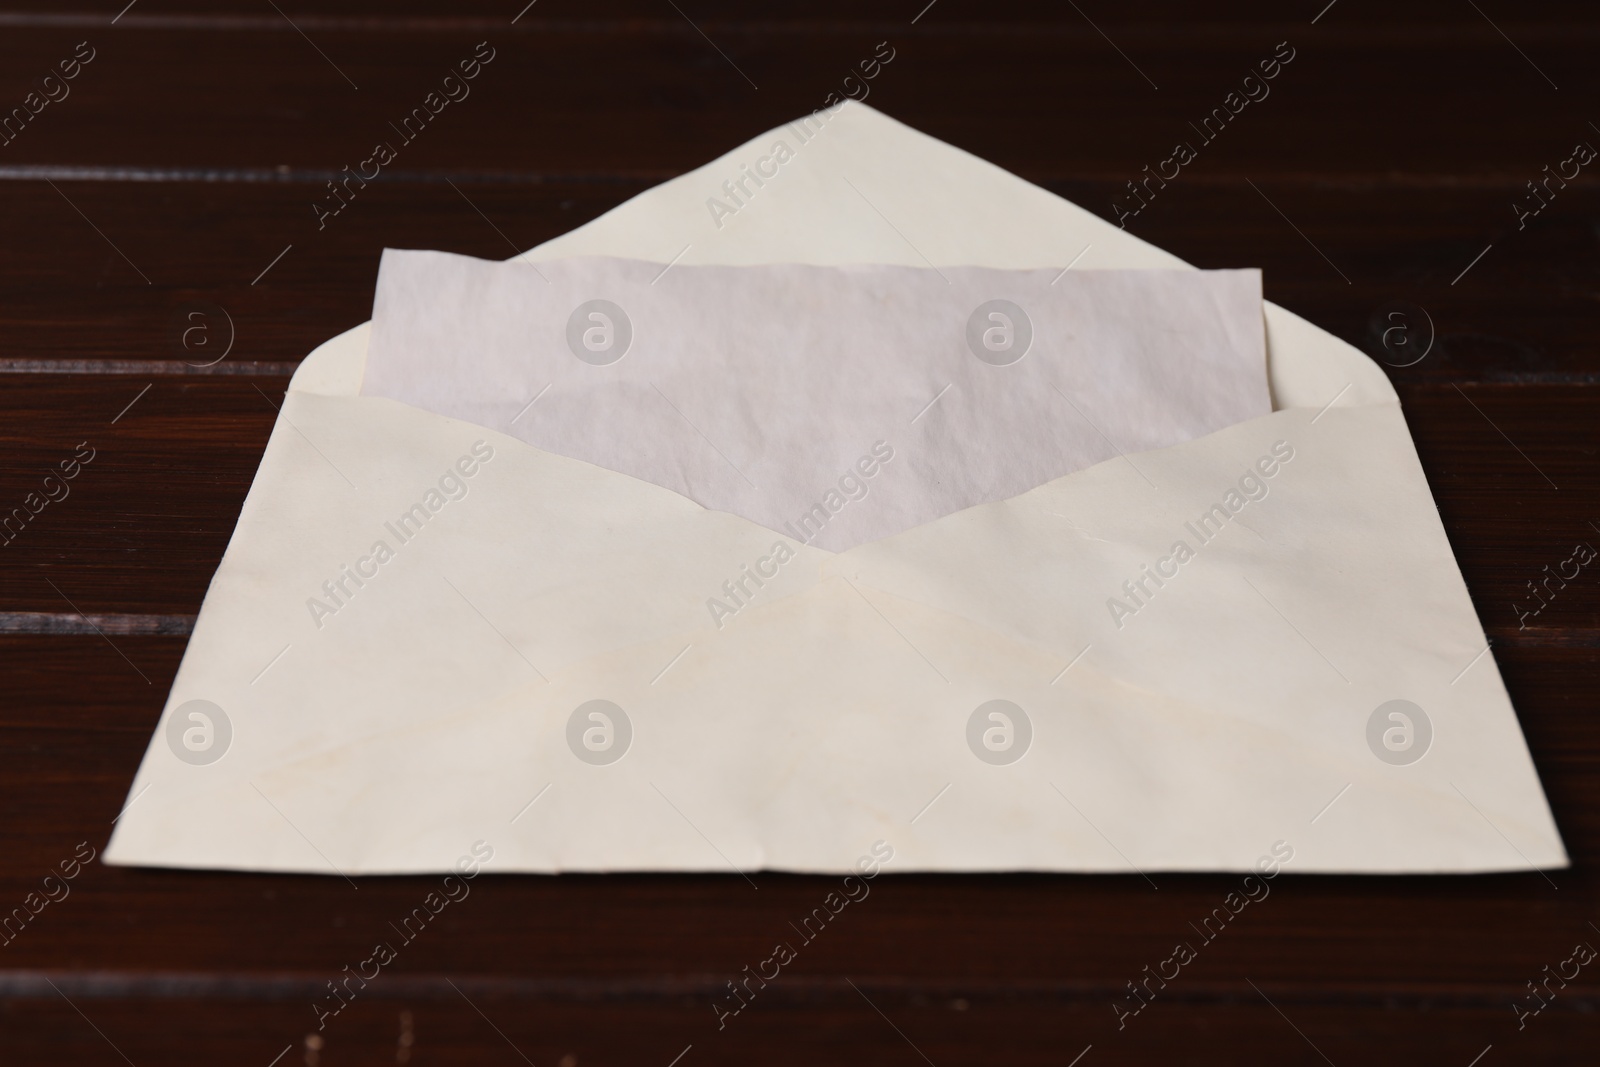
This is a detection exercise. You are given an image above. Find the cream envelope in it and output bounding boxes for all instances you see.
[105,101,1565,875]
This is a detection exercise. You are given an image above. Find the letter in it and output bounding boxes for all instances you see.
[735,569,760,597]
[374,142,398,166]
[1174,141,1198,165]
[1258,56,1281,79]
[772,140,795,164]
[472,839,494,863]
[798,502,831,537]
[396,109,430,141]
[1126,979,1155,1006]
[858,57,882,81]
[875,40,896,62]
[822,891,848,915]
[1121,580,1144,607]
[841,74,871,101]
[1271,840,1294,863]
[1223,489,1247,513]
[1135,572,1158,599]
[1556,153,1581,181]
[371,540,394,564]
[1113,1000,1139,1029]
[754,554,779,579]
[757,954,782,980]
[454,855,480,879]
[58,857,81,879]
[1274,40,1295,62]
[1154,555,1178,579]
[1140,563,1165,589]
[1540,964,1566,998]
[1241,74,1270,102]
[56,455,82,480]
[1157,954,1181,980]
[315,1001,337,1031]
[1198,504,1230,536]
[733,169,759,199]
[1140,964,1167,995]
[1578,543,1597,566]
[856,854,880,879]
[707,197,738,229]
[1,507,30,540]
[1196,911,1228,940]
[23,892,46,915]
[354,555,378,579]
[1157,155,1181,181]
[374,942,397,965]
[74,841,94,863]
[1271,440,1294,462]
[421,488,446,512]
[22,91,47,115]
[41,876,68,903]
[340,965,368,996]
[1558,955,1581,981]
[1109,597,1139,629]
[458,57,482,79]
[0,107,29,143]
[718,179,745,208]
[871,440,893,462]
[471,440,494,462]
[400,908,430,939]
[822,92,843,111]
[423,891,448,915]
[1574,142,1597,166]
[474,41,496,63]
[1239,472,1268,501]
[338,165,368,202]
[1171,540,1195,563]
[839,472,867,500]
[396,503,430,537]
[442,75,470,103]
[1558,552,1581,580]
[1541,564,1568,597]
[714,1001,738,1029]
[1255,454,1279,478]
[721,580,745,608]
[1223,90,1247,114]
[739,164,765,191]
[1528,580,1549,608]
[754,153,778,179]
[314,201,338,230]
[75,41,96,62]
[1256,855,1280,879]
[22,492,46,515]
[1241,875,1270,902]
[1200,108,1229,139]
[1515,600,1538,630]
[41,475,69,503]
[39,76,69,103]
[357,955,381,981]
[740,965,767,996]
[308,598,338,629]
[855,455,880,479]
[1223,891,1248,914]
[339,564,364,591]
[421,91,448,116]
[322,580,346,608]
[58,57,82,80]
[1113,198,1138,229]
[1575,942,1598,966]
[441,875,470,903]
[841,875,870,903]
[72,441,94,464]
[772,542,795,564]
[707,595,737,626]
[1540,166,1567,199]
[354,153,381,181]
[439,471,468,501]
[1139,164,1167,199]
[798,911,827,940]
[455,455,480,479]
[1513,1001,1539,1030]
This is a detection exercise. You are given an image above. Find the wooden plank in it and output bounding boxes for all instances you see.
[0,181,1597,376]
[0,18,1594,182]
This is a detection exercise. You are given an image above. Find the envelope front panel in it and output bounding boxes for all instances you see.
[361,253,1270,551]
[103,392,1564,875]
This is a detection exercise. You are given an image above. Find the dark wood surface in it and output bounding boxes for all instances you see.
[3,2,1599,1064]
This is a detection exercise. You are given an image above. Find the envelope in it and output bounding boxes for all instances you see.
[105,101,1566,875]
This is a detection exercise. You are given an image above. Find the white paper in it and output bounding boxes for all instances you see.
[363,253,1269,550]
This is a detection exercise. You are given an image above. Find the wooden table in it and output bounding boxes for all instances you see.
[3,2,1597,1063]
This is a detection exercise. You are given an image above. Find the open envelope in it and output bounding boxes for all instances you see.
[105,101,1566,875]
